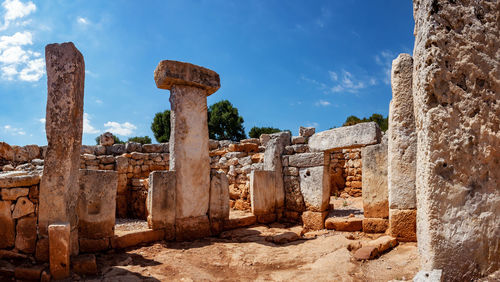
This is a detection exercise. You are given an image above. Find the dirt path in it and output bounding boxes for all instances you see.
[83,224,419,282]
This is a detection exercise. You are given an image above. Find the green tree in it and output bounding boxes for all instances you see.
[342,113,388,132]
[208,100,246,141]
[151,110,171,143]
[127,136,152,144]
[249,126,281,138]
[95,135,125,145]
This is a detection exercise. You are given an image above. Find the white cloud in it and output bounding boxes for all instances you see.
[315,99,331,107]
[3,124,25,135]
[95,99,103,105]
[305,122,319,128]
[77,17,89,25]
[328,71,338,81]
[1,0,36,30]
[38,118,45,124]
[104,121,136,136]
[330,70,368,93]
[0,2,44,82]
[83,113,100,134]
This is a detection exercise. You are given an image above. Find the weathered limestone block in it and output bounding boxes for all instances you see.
[325,217,362,232]
[49,223,70,280]
[362,218,388,233]
[1,187,29,200]
[362,136,388,218]
[12,196,34,218]
[283,175,305,212]
[288,152,325,168]
[389,209,416,242]
[39,42,84,236]
[299,126,315,137]
[263,132,290,216]
[250,170,276,216]
[175,215,211,241]
[301,211,328,231]
[147,171,176,237]
[299,166,330,212]
[15,216,37,253]
[413,0,500,279]
[0,173,40,188]
[0,200,15,248]
[154,60,220,95]
[309,122,381,152]
[388,53,416,210]
[99,132,114,146]
[0,142,14,161]
[209,171,229,233]
[78,170,118,239]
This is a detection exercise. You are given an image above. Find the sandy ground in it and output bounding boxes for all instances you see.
[78,224,419,282]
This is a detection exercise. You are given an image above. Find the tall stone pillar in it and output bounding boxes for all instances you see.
[413,0,499,280]
[388,54,417,242]
[154,60,220,240]
[39,42,84,255]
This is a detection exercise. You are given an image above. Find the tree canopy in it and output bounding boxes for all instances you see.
[208,100,246,141]
[127,136,152,144]
[249,126,281,138]
[151,110,171,143]
[342,113,388,131]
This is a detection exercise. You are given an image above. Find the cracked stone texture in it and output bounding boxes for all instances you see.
[39,42,84,236]
[308,122,381,152]
[413,0,500,280]
[388,53,417,210]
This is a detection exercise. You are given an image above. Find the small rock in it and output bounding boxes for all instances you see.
[353,246,378,260]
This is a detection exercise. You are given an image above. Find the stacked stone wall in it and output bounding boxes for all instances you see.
[329,148,362,197]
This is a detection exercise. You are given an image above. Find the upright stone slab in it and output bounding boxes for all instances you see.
[250,170,276,217]
[0,200,15,248]
[299,166,330,212]
[209,171,229,234]
[308,122,381,152]
[388,54,417,242]
[388,54,417,210]
[39,42,84,239]
[263,131,290,218]
[413,1,500,279]
[154,60,220,240]
[362,135,388,219]
[49,223,70,280]
[147,171,176,238]
[78,170,118,239]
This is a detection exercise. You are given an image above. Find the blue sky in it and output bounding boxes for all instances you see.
[0,0,414,146]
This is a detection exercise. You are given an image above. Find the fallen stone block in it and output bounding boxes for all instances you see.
[72,254,97,275]
[364,235,398,253]
[362,218,388,233]
[325,217,362,232]
[309,122,381,152]
[265,231,300,245]
[389,209,417,242]
[301,211,328,231]
[353,246,379,260]
[111,229,165,249]
[49,223,71,280]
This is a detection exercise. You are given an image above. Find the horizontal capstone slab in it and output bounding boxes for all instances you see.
[308,122,381,152]
[154,60,220,95]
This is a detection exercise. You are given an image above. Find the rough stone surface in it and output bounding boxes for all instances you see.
[325,217,362,231]
[1,187,29,200]
[362,218,388,234]
[169,85,211,220]
[250,170,276,216]
[309,122,381,152]
[147,171,176,232]
[299,126,315,137]
[12,196,34,218]
[413,269,443,282]
[413,0,500,279]
[0,142,14,161]
[388,53,417,210]
[49,223,71,280]
[175,215,211,241]
[283,175,305,212]
[79,238,109,253]
[39,42,84,236]
[288,152,325,168]
[0,200,15,248]
[154,60,220,95]
[111,229,165,249]
[78,169,118,239]
[99,132,114,146]
[353,246,378,260]
[209,171,229,234]
[15,217,37,253]
[0,173,40,188]
[299,166,330,212]
[72,254,97,275]
[301,211,328,231]
[263,132,290,214]
[362,136,388,218]
[389,209,416,242]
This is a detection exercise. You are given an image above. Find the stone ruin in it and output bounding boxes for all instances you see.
[0,0,498,280]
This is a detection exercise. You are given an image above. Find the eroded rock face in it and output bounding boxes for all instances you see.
[99,132,115,146]
[413,1,500,279]
[308,122,381,152]
[388,54,416,210]
[39,42,84,236]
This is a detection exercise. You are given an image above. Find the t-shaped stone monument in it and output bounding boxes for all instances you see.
[154,60,220,240]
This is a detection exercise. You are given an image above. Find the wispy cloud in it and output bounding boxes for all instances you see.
[104,121,136,136]
[83,113,99,134]
[305,122,319,128]
[38,118,45,124]
[0,0,36,30]
[77,17,89,25]
[374,50,396,85]
[3,124,25,135]
[95,99,103,105]
[329,70,374,93]
[315,99,331,107]
[0,1,44,82]
[315,7,331,28]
